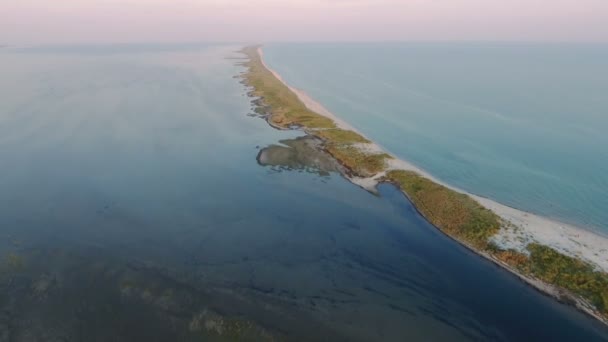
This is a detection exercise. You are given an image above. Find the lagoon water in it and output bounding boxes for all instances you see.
[0,44,607,341]
[263,43,608,233]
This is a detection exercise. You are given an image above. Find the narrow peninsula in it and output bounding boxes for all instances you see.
[239,45,608,325]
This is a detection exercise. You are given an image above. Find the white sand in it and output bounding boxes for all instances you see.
[258,48,363,134]
[257,47,608,273]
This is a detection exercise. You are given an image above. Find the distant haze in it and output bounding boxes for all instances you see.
[2,0,608,44]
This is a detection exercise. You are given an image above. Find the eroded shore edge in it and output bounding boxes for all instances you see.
[238,45,608,325]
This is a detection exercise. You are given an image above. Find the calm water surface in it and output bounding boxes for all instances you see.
[263,42,608,233]
[0,44,606,341]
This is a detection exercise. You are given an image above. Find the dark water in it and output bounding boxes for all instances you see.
[0,44,606,341]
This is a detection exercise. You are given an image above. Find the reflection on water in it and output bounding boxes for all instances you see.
[0,44,607,341]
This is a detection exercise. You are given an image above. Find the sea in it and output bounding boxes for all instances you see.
[0,43,606,341]
[263,42,608,233]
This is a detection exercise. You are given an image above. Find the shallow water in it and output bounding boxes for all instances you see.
[0,44,607,341]
[263,42,608,233]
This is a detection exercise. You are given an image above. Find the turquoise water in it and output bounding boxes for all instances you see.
[263,43,608,232]
[0,44,607,340]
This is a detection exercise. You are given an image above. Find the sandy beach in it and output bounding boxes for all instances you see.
[257,47,608,275]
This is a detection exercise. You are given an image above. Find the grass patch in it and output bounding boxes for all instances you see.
[385,170,501,248]
[527,243,608,314]
[315,129,370,144]
[326,145,390,177]
[241,46,335,129]
[488,244,530,270]
[489,243,608,318]
[386,169,608,318]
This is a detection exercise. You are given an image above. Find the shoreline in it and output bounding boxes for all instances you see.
[242,45,608,325]
[257,47,608,274]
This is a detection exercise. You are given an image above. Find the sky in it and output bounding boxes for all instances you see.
[2,0,608,44]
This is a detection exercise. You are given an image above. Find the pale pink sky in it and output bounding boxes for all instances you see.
[2,0,608,44]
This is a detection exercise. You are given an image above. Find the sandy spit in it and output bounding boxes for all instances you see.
[256,47,608,275]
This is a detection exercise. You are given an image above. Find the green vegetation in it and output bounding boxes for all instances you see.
[242,45,608,322]
[315,128,370,144]
[488,244,608,317]
[385,169,608,318]
[384,170,501,248]
[326,145,390,177]
[527,243,608,314]
[241,46,391,178]
[241,46,335,129]
[487,244,530,269]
